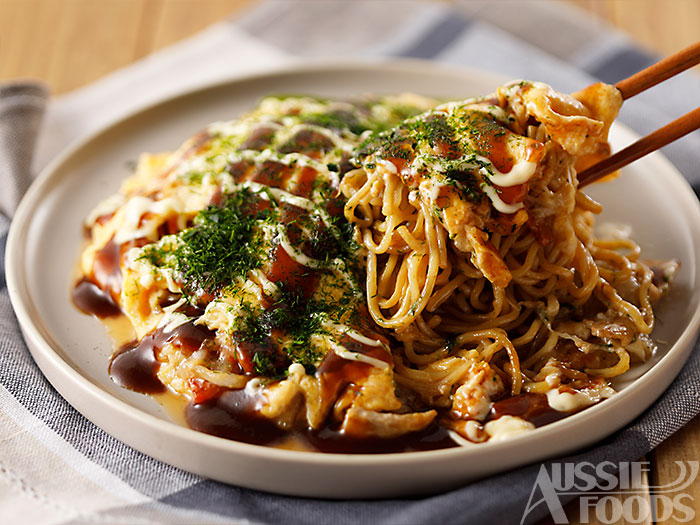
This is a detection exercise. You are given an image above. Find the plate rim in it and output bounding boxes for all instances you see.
[6,58,700,478]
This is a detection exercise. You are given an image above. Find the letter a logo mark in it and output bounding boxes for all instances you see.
[521,464,568,524]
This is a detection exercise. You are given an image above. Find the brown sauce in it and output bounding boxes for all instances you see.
[92,239,123,299]
[254,160,295,188]
[294,166,318,199]
[181,130,213,160]
[489,392,568,427]
[469,114,515,173]
[305,419,455,454]
[109,320,215,394]
[277,128,335,158]
[233,335,290,376]
[239,124,277,151]
[226,159,255,182]
[265,243,318,299]
[112,321,456,453]
[186,386,456,453]
[105,319,583,452]
[110,337,165,394]
[186,388,287,445]
[71,278,121,318]
[91,238,148,301]
[76,142,458,453]
[317,348,374,402]
[117,327,559,446]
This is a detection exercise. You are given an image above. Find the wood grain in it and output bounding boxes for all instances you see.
[2,0,698,95]
[651,415,700,522]
[0,0,255,94]
[572,0,700,64]
[151,0,255,50]
[0,0,145,93]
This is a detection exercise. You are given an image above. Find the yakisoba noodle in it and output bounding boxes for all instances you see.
[73,82,677,451]
[340,80,677,442]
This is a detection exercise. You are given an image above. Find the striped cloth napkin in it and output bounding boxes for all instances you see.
[1,2,699,524]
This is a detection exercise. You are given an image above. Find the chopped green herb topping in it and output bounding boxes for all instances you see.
[234,285,338,376]
[140,188,275,298]
[300,110,369,135]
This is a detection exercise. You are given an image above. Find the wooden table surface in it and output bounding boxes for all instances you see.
[2,1,699,523]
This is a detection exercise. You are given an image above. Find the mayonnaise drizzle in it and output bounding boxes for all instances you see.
[85,194,125,226]
[275,227,356,289]
[546,383,615,413]
[546,389,595,412]
[484,416,535,442]
[481,184,524,214]
[233,180,322,219]
[222,148,341,188]
[477,156,537,187]
[113,196,185,244]
[277,230,318,268]
[158,298,190,333]
[448,429,479,447]
[322,321,388,349]
[330,342,390,369]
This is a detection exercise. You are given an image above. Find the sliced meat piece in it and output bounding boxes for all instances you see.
[340,406,436,439]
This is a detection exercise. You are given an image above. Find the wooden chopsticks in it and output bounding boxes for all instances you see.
[577,41,700,188]
[578,107,700,187]
[614,41,700,100]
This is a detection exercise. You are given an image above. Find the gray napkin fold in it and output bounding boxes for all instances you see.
[0,82,48,218]
[2,2,700,524]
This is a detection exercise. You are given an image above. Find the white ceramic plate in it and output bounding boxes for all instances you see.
[7,61,700,498]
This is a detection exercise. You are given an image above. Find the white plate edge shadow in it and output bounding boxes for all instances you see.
[6,60,700,498]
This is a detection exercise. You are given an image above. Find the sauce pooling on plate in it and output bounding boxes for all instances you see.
[72,278,121,318]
